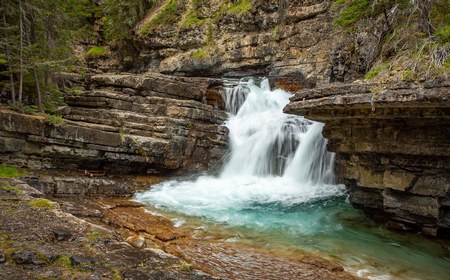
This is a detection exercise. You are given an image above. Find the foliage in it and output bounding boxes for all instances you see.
[180,11,204,29]
[140,0,178,34]
[364,64,386,80]
[0,0,98,112]
[224,0,252,15]
[45,113,65,125]
[0,164,26,178]
[334,0,450,79]
[333,0,371,28]
[86,231,103,242]
[191,48,208,59]
[179,261,192,271]
[112,268,122,280]
[102,0,149,43]
[86,46,107,57]
[27,198,54,209]
[55,254,72,267]
[400,69,414,81]
[0,184,22,194]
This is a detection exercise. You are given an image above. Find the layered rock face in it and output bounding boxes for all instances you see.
[0,73,228,174]
[286,82,450,237]
[103,0,373,89]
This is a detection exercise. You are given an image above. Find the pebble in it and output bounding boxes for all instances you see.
[126,235,146,249]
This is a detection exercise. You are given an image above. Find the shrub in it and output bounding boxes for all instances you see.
[0,165,26,178]
[86,46,107,57]
[191,48,208,59]
[27,199,54,209]
[140,0,178,34]
[0,184,22,194]
[364,64,387,80]
[45,114,65,125]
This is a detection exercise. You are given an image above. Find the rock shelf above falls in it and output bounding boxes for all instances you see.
[285,81,450,237]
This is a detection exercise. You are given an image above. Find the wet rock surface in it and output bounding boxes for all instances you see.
[0,178,358,280]
[286,81,450,237]
[0,178,215,280]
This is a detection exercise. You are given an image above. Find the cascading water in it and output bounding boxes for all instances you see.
[135,78,450,280]
[136,78,343,223]
[220,78,335,182]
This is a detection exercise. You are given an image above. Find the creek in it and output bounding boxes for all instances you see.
[135,79,450,279]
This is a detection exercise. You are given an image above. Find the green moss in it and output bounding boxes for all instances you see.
[45,114,65,125]
[191,48,208,59]
[0,165,26,178]
[86,231,104,242]
[56,254,72,267]
[400,69,414,81]
[272,24,282,40]
[86,46,107,57]
[140,0,178,34]
[229,0,252,15]
[364,64,387,80]
[27,199,54,209]
[119,129,126,142]
[180,11,205,28]
[0,184,22,194]
[112,268,122,280]
[179,261,192,271]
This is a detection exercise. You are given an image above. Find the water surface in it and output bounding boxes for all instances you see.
[136,78,450,279]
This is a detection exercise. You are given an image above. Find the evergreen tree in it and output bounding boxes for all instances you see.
[0,0,97,112]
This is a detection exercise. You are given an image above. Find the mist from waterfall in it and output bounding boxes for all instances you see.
[134,78,450,280]
[135,78,343,226]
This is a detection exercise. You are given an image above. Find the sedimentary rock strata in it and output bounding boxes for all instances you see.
[286,81,450,236]
[0,73,228,174]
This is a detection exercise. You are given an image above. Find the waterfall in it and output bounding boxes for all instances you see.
[134,78,450,280]
[220,78,334,183]
[135,78,343,226]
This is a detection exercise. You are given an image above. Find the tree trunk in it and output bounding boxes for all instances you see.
[33,68,42,112]
[2,4,16,106]
[18,0,24,106]
[30,11,43,112]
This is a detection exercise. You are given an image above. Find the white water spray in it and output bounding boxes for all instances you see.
[135,78,343,226]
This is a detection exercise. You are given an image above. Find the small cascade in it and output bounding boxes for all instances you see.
[134,78,450,280]
[220,78,334,183]
[136,77,342,216]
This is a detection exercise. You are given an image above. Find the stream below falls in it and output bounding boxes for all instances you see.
[135,78,450,280]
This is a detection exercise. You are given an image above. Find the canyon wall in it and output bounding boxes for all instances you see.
[286,82,450,237]
[99,0,373,87]
[0,73,227,174]
[1,0,448,236]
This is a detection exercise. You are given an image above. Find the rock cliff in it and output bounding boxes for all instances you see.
[1,0,448,237]
[98,0,373,88]
[0,73,228,174]
[285,81,450,237]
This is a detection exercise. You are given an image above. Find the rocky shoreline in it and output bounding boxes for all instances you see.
[0,173,357,280]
